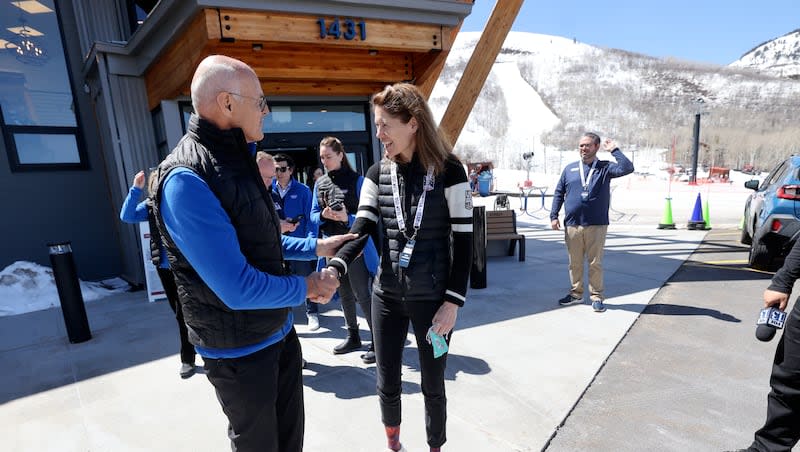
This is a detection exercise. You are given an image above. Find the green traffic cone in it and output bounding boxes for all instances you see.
[702,198,712,230]
[658,197,676,229]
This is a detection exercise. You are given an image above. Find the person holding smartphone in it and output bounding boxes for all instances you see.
[326,84,473,452]
[272,153,318,329]
[311,136,379,363]
[256,150,296,234]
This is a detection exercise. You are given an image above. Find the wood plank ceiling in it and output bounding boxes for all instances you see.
[144,8,459,109]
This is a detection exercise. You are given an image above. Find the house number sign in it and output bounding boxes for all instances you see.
[317,18,367,41]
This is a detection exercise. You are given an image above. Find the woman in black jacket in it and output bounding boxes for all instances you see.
[311,136,379,364]
[327,83,473,452]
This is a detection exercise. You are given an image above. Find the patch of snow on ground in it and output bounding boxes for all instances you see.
[0,261,129,316]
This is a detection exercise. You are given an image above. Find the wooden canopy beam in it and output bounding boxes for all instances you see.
[143,6,473,109]
[219,10,444,52]
[144,10,220,109]
[415,22,461,99]
[438,0,523,146]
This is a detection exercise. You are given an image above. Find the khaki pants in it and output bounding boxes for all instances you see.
[564,225,608,301]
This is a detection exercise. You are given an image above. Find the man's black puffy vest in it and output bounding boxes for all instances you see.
[152,115,289,349]
[375,156,451,302]
[318,167,359,237]
[146,203,161,267]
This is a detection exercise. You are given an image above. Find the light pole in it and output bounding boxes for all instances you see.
[689,98,707,185]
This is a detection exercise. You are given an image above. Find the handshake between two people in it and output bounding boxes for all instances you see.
[304,233,357,304]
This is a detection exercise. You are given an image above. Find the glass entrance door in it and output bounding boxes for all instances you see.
[260,101,373,184]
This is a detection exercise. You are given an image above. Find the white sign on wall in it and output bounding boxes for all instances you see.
[139,221,166,303]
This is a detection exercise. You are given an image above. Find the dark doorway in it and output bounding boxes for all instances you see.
[260,101,373,180]
[260,130,372,184]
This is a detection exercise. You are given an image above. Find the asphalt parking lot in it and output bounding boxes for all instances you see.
[546,228,793,452]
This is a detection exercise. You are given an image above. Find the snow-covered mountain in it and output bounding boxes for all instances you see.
[430,31,800,173]
[730,29,800,79]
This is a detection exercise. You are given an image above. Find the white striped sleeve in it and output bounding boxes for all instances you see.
[356,176,379,223]
[445,180,474,233]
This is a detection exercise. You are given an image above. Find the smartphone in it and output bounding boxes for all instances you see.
[287,214,304,224]
[329,200,344,211]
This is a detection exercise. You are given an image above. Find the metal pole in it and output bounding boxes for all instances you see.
[690,113,701,185]
[470,206,487,289]
[48,242,92,343]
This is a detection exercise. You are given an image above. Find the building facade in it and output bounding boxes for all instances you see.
[0,0,471,284]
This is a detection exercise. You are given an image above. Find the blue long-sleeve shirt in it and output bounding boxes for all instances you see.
[550,149,634,226]
[160,167,319,358]
[272,179,316,242]
[119,186,170,269]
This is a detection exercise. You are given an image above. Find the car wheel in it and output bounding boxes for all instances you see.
[740,225,752,245]
[749,237,772,270]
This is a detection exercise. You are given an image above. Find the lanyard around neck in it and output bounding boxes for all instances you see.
[390,162,434,240]
[578,159,597,190]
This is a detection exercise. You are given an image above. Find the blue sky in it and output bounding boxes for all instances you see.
[461,1,800,66]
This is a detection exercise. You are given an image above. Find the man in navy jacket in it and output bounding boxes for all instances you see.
[550,132,634,313]
[272,153,320,329]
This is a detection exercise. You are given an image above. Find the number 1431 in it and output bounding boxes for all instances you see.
[317,18,367,41]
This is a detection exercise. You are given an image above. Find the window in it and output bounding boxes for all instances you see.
[264,104,367,133]
[0,0,87,171]
[151,106,169,161]
[126,0,158,37]
[179,101,193,133]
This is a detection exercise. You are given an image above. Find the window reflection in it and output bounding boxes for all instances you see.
[264,104,366,133]
[0,0,76,127]
[14,132,80,164]
[1,0,84,170]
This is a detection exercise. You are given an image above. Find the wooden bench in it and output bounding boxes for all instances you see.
[485,209,525,261]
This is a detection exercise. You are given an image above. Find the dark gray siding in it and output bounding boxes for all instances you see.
[0,0,123,280]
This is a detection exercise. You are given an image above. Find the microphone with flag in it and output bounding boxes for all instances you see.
[756,307,788,342]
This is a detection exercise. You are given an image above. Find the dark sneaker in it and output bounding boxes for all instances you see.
[179,363,195,379]
[592,300,607,312]
[558,294,582,306]
[361,344,376,364]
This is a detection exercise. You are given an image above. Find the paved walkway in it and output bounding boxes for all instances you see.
[3,221,747,451]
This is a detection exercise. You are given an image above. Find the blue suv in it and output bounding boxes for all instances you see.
[741,155,800,270]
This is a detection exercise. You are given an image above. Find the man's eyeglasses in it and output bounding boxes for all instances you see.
[276,166,290,173]
[227,92,269,112]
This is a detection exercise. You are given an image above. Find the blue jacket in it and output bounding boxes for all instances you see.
[119,186,169,269]
[160,143,321,359]
[272,179,316,242]
[550,149,634,226]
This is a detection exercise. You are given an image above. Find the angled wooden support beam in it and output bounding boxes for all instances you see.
[438,0,523,146]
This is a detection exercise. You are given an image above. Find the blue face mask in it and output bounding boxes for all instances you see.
[426,327,448,359]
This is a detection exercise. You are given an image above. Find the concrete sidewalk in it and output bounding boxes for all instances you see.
[1,223,720,452]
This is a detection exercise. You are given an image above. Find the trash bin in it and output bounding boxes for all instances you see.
[48,242,91,343]
[470,206,487,289]
[477,172,492,197]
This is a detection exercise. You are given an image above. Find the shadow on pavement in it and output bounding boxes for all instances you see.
[301,351,490,399]
[604,302,741,322]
